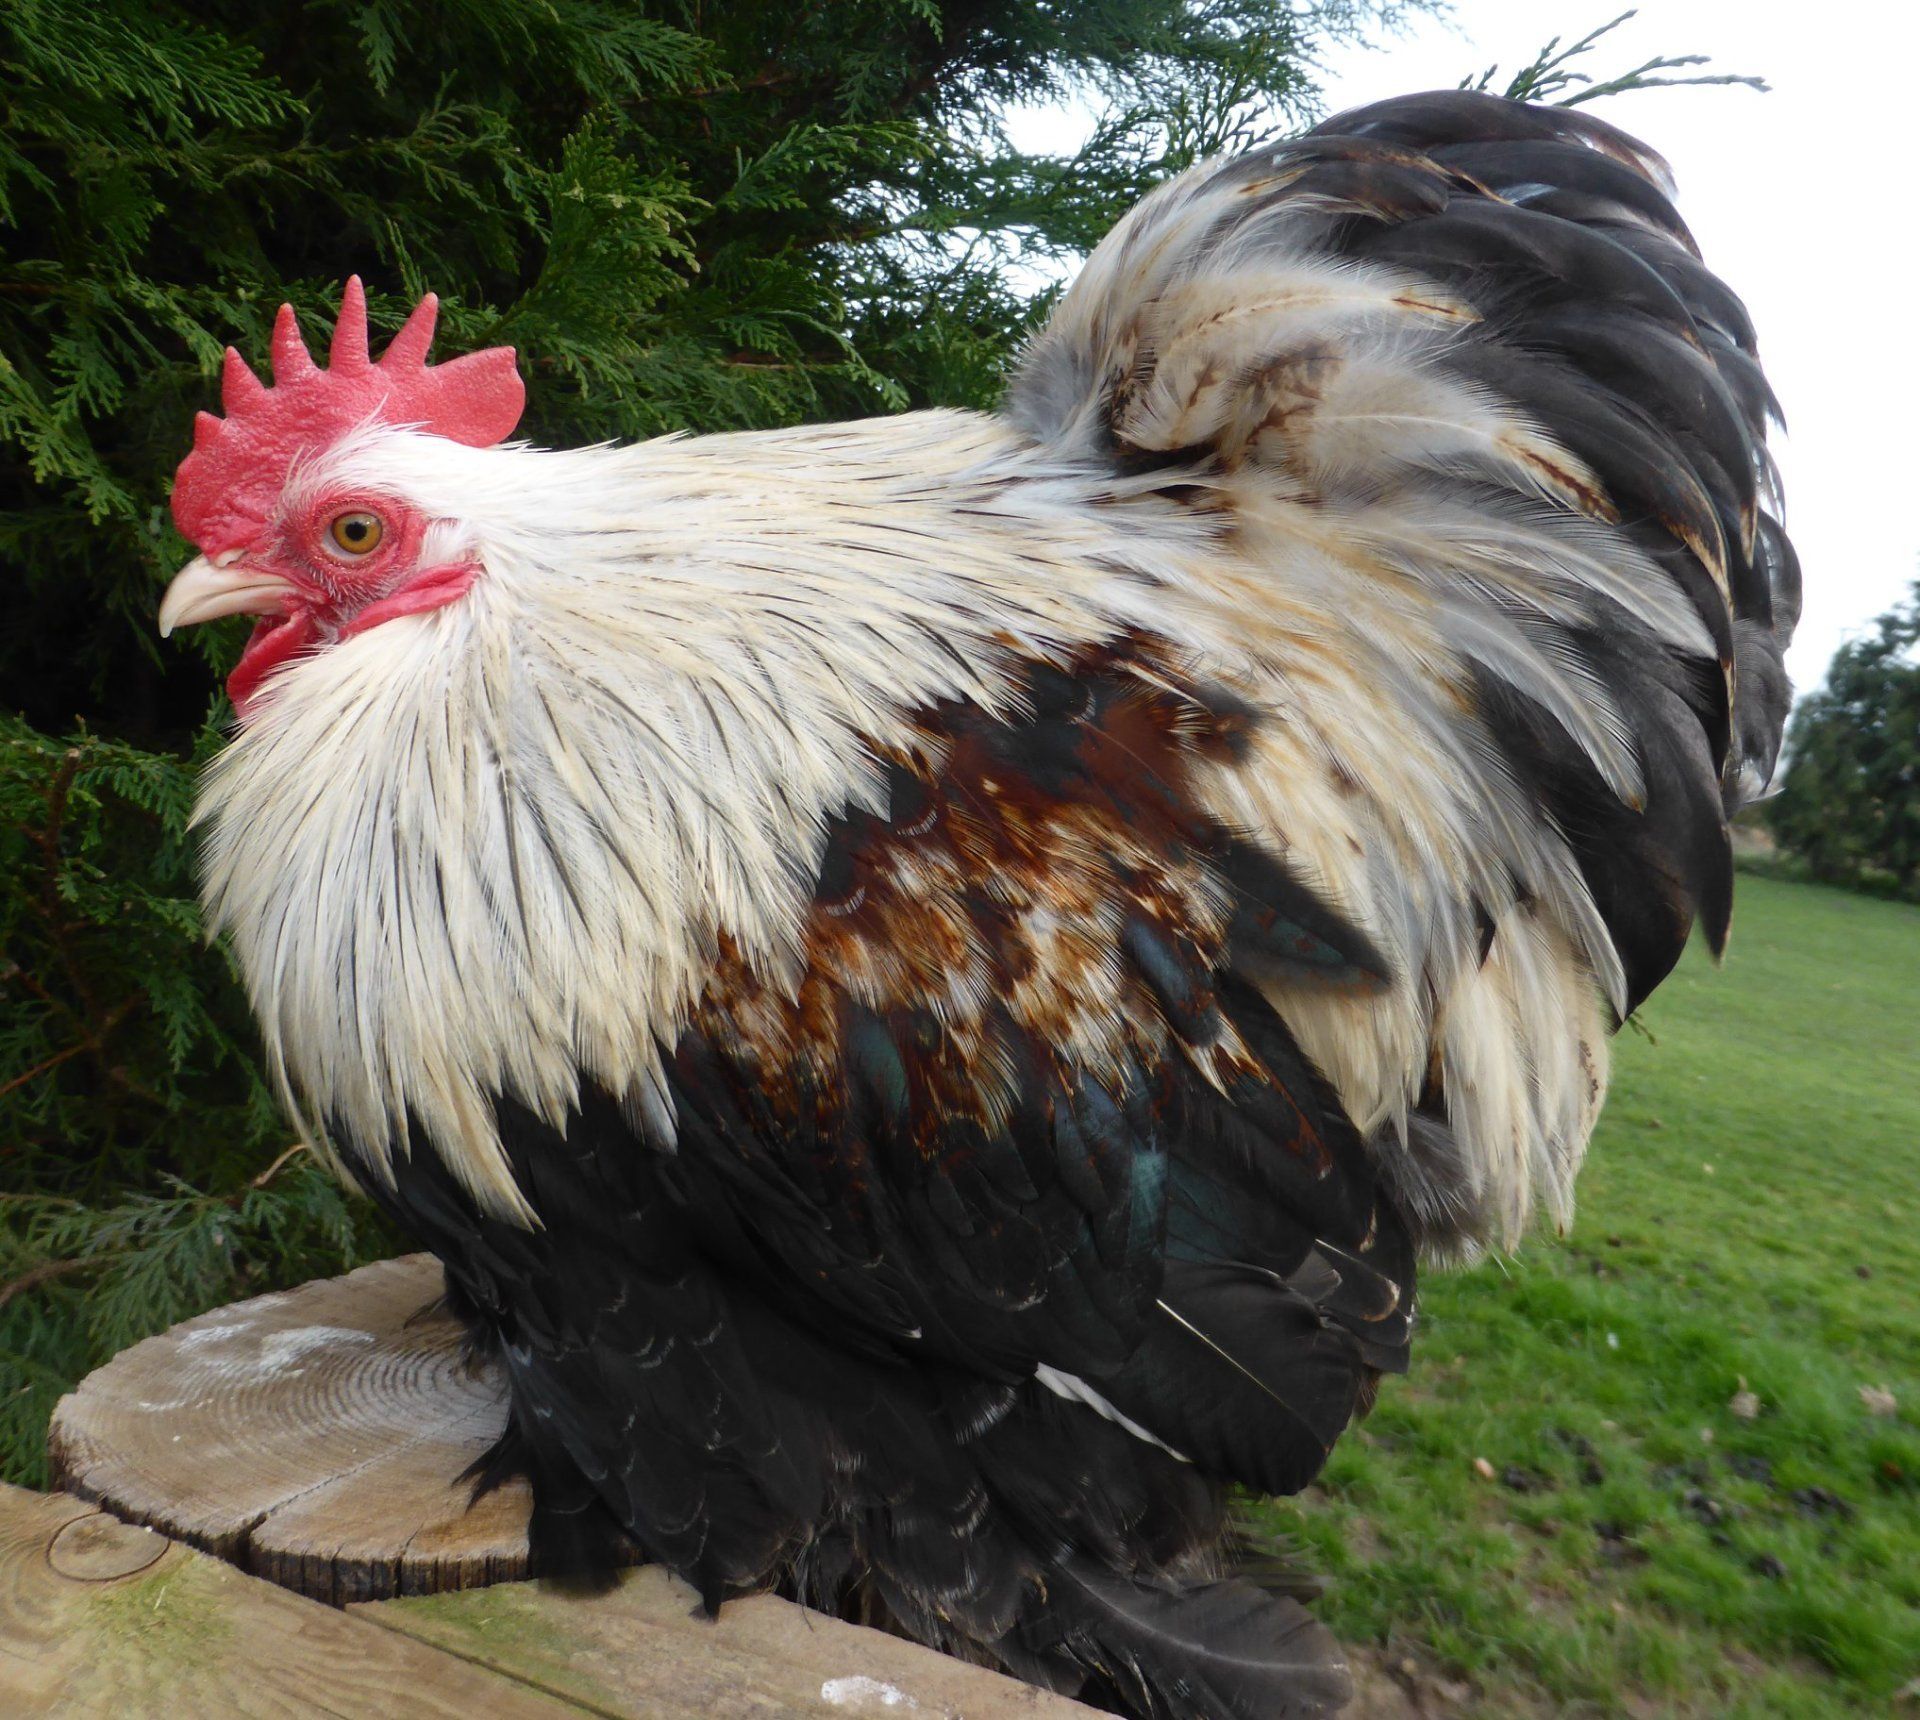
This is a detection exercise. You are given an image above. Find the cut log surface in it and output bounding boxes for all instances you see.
[48,1253,536,1604]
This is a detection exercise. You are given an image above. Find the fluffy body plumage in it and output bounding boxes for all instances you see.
[168,92,1795,1717]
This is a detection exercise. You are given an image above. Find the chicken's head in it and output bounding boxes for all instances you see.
[159,278,524,716]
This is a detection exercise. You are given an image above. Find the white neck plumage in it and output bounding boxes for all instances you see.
[193,410,1164,1219]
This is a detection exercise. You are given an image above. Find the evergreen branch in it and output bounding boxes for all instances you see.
[245,1142,313,1193]
[0,1252,123,1312]
[0,1040,89,1102]
[27,748,102,1027]
[1558,62,1767,108]
[1467,10,1767,107]
[675,66,805,103]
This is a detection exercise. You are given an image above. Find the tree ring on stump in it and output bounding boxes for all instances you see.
[47,1510,169,1583]
[46,1254,566,1605]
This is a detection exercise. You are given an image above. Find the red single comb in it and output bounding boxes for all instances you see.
[172,278,525,554]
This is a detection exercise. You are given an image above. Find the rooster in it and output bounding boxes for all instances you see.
[159,91,1794,1717]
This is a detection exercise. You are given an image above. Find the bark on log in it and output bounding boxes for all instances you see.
[47,1254,544,1604]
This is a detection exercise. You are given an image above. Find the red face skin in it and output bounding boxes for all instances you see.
[160,280,524,719]
[209,489,479,716]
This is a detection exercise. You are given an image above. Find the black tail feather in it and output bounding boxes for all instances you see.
[1023,1560,1353,1720]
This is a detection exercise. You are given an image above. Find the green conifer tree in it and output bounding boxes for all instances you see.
[1767,581,1920,899]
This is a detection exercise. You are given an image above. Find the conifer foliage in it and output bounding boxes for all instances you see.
[1767,581,1920,900]
[0,0,1416,1484]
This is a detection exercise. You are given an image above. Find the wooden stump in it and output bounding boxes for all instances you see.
[47,1254,548,1604]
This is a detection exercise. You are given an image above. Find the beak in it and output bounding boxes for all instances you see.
[159,557,297,638]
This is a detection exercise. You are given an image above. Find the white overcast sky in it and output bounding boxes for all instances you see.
[1011,2,1918,692]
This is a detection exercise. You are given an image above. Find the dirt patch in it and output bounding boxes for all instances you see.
[1345,1645,1477,1719]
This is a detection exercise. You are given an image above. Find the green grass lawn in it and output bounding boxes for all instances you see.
[1258,874,1920,1717]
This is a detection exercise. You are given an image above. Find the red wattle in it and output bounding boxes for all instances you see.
[227,609,317,719]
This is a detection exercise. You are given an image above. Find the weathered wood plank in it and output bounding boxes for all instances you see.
[355,1563,1095,1718]
[47,1254,545,1602]
[40,1259,1095,1714]
[0,1483,588,1719]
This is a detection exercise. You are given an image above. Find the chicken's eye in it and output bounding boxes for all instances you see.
[327,511,384,556]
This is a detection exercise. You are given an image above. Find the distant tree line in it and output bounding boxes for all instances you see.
[1767,580,1920,901]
